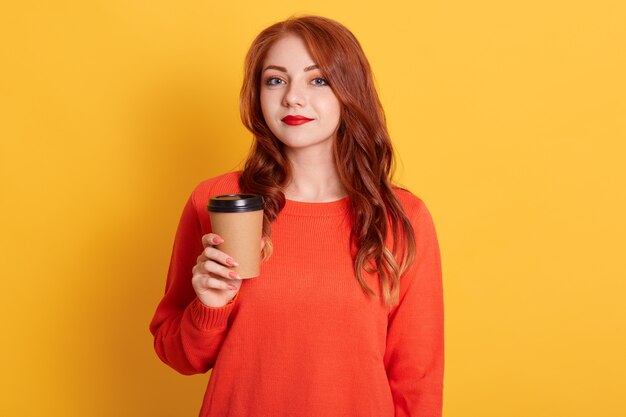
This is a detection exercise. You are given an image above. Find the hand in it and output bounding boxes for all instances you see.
[191,233,265,308]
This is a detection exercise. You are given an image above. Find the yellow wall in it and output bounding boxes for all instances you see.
[1,1,624,416]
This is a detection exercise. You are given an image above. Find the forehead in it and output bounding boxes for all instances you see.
[262,34,316,69]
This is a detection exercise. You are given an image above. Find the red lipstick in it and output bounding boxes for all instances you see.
[281,115,313,126]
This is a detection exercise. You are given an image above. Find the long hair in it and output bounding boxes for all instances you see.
[238,15,416,308]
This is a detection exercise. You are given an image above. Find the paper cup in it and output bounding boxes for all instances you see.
[207,194,264,278]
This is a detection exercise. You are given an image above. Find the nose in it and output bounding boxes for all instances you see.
[282,82,306,107]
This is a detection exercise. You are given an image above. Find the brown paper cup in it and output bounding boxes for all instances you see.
[208,194,264,279]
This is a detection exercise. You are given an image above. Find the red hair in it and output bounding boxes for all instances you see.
[239,15,416,308]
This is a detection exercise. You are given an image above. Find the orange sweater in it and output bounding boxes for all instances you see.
[150,171,444,417]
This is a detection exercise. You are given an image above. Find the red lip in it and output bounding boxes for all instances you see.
[281,115,313,126]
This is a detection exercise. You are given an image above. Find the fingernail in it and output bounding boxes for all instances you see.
[214,237,224,244]
[226,258,239,267]
[229,271,241,280]
[228,284,237,291]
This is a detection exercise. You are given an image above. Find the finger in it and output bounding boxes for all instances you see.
[193,274,239,291]
[203,259,242,280]
[202,233,224,247]
[202,246,239,267]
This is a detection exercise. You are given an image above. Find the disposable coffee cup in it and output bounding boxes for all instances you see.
[207,194,264,278]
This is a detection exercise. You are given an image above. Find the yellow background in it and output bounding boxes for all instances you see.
[1,0,625,416]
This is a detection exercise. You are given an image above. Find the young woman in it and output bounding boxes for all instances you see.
[150,15,444,417]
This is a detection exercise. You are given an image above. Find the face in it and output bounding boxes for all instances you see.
[260,34,341,152]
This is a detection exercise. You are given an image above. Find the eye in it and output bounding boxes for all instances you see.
[265,77,285,86]
[312,77,329,86]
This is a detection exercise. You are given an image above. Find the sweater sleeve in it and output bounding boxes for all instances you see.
[149,191,239,375]
[384,200,444,417]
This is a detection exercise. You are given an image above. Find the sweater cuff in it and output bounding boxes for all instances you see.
[189,292,239,331]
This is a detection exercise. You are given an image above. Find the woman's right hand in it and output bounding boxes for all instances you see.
[191,233,243,308]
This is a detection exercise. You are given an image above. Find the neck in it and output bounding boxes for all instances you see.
[284,145,348,202]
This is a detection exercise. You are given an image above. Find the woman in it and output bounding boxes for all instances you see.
[150,15,444,417]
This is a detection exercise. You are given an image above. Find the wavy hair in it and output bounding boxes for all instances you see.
[238,15,416,308]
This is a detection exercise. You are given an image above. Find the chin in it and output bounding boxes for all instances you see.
[280,137,334,150]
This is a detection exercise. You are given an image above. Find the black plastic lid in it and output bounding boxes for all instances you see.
[208,194,264,213]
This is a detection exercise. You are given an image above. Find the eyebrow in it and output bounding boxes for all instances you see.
[263,64,319,73]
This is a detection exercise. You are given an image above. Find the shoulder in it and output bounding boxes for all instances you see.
[391,185,439,241]
[189,170,242,211]
[391,185,427,218]
[391,185,439,234]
